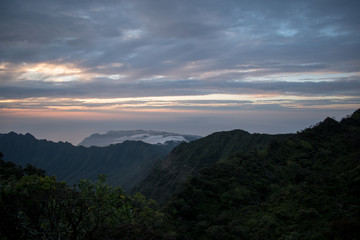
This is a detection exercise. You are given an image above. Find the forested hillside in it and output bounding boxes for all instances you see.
[0,133,177,192]
[1,110,359,239]
[0,155,173,240]
[134,130,291,204]
[164,110,360,239]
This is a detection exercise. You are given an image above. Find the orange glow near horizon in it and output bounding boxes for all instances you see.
[0,107,220,123]
[1,93,358,118]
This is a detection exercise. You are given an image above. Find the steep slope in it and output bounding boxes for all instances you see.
[165,109,360,240]
[0,133,177,192]
[79,130,201,147]
[134,130,291,204]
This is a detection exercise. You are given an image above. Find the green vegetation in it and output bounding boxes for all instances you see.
[1,109,359,239]
[0,155,174,239]
[164,110,360,239]
[134,130,291,204]
[0,135,177,192]
[0,158,130,239]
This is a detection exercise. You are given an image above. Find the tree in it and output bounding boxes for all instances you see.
[0,168,134,240]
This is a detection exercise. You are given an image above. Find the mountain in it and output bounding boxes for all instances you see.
[164,109,360,239]
[78,130,201,147]
[0,133,178,192]
[1,111,359,239]
[133,130,292,204]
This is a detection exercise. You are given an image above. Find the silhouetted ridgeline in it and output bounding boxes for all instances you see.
[0,133,178,192]
[0,109,359,239]
[79,130,201,147]
[163,109,360,239]
[133,130,292,204]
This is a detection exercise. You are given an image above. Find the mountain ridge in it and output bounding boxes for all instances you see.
[78,130,201,147]
[164,109,360,239]
[1,110,359,239]
[0,132,178,192]
[133,129,292,204]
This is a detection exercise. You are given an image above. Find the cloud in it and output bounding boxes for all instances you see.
[1,0,360,143]
[2,0,359,71]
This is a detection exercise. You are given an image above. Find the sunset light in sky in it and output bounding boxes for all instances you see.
[1,0,359,144]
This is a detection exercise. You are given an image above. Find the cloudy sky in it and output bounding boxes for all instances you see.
[1,0,359,144]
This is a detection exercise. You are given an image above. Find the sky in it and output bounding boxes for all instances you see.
[1,0,359,144]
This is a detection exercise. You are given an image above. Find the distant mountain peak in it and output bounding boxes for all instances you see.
[24,133,36,139]
[78,130,201,147]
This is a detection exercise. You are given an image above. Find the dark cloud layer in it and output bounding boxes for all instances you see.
[1,79,360,99]
[1,0,359,71]
[1,0,359,143]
